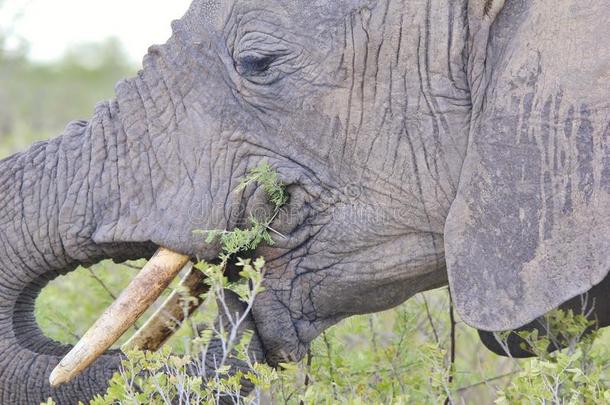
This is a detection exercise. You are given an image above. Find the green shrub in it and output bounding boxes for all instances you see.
[495,310,610,404]
[90,257,277,405]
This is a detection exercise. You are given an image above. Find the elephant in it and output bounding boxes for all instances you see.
[0,0,608,403]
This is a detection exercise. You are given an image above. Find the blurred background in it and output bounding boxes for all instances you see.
[1,1,607,403]
[0,0,190,155]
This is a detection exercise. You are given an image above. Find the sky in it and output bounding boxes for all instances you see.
[0,0,192,62]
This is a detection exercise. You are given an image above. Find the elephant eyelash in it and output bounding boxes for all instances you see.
[237,54,278,74]
[233,32,296,82]
[234,50,294,85]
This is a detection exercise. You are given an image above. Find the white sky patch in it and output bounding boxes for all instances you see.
[1,0,192,62]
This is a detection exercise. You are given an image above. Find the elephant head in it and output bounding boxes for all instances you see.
[0,0,608,403]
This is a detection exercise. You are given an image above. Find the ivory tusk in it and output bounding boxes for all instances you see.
[49,247,190,387]
[122,266,209,352]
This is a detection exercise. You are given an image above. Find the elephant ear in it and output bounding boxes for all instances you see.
[445,1,610,331]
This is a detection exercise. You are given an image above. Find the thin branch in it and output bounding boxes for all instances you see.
[422,293,440,344]
[43,317,81,342]
[449,294,456,378]
[266,225,288,239]
[300,349,313,405]
[456,371,520,393]
[323,332,339,400]
[343,363,417,377]
[122,262,145,271]
[87,268,117,300]
[88,267,141,330]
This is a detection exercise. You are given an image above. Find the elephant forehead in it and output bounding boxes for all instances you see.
[184,0,372,30]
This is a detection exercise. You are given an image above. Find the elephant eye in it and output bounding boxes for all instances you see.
[238,54,276,74]
[235,49,291,85]
[234,32,297,85]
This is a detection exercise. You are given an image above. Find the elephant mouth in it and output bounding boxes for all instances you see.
[45,169,318,388]
[49,247,198,387]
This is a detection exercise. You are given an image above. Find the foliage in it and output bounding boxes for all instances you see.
[495,310,610,404]
[195,161,288,265]
[235,162,289,210]
[35,261,146,345]
[48,164,609,405]
[0,34,134,157]
[198,161,289,261]
[48,283,608,405]
[89,258,275,405]
[268,304,452,404]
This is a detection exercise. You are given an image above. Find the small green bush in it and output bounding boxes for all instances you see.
[496,310,610,404]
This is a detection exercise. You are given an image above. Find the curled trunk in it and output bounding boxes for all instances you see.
[0,117,139,403]
[0,110,264,403]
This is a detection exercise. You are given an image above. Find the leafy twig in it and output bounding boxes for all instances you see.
[198,161,289,260]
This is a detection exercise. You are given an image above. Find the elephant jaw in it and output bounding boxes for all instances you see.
[49,248,190,387]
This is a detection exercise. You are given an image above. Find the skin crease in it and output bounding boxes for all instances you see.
[0,0,607,403]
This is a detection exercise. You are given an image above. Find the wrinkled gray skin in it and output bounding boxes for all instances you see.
[0,0,608,403]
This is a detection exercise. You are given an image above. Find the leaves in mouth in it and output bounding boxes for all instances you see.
[196,161,288,262]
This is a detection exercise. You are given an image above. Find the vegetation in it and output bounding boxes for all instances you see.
[497,311,610,404]
[0,25,135,157]
[0,20,608,405]
[198,161,289,260]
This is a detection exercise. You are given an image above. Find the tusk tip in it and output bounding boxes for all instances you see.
[48,248,190,385]
[49,365,72,388]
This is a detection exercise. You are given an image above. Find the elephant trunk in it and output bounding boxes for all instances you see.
[0,93,266,404]
[0,27,269,401]
[0,122,264,404]
[0,115,152,403]
[0,270,122,404]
